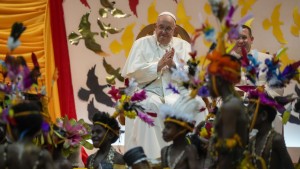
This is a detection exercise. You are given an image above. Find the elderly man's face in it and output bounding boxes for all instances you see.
[234,28,253,55]
[155,15,175,45]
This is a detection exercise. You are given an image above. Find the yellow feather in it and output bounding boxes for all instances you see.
[244,18,254,28]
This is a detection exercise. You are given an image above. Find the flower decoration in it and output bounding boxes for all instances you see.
[54,117,93,157]
[108,78,154,126]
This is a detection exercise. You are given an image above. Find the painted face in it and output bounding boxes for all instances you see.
[162,122,181,142]
[155,15,176,46]
[91,124,108,148]
[233,28,253,55]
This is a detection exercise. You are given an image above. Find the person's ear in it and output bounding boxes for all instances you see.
[250,36,254,43]
[107,131,114,141]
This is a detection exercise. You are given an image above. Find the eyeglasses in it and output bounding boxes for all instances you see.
[157,25,174,33]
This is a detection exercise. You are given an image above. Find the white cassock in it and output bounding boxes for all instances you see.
[122,35,207,159]
[235,50,284,134]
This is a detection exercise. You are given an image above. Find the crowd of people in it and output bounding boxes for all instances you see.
[0,2,300,169]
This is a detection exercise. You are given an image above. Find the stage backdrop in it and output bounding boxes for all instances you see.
[62,0,300,161]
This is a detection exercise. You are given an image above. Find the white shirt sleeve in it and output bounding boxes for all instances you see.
[121,37,159,84]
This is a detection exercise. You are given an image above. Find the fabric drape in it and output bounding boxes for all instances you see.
[49,0,77,119]
[0,0,61,122]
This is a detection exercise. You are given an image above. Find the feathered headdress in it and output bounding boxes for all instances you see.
[247,87,296,129]
[159,89,204,131]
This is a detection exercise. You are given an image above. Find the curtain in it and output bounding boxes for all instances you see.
[49,0,77,119]
[0,0,62,122]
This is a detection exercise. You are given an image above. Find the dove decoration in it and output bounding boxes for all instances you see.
[109,23,135,56]
[80,0,91,9]
[237,0,256,17]
[262,4,287,44]
[147,0,159,24]
[103,58,124,85]
[290,6,300,37]
[97,19,124,38]
[77,65,114,107]
[176,1,195,33]
[99,0,131,18]
[68,13,108,56]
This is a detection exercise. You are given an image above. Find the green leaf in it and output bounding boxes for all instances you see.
[81,140,94,150]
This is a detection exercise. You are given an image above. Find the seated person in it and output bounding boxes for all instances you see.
[206,53,249,169]
[87,111,125,169]
[160,90,205,169]
[122,11,206,159]
[247,90,294,169]
[0,101,54,169]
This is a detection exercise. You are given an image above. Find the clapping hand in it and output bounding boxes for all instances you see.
[157,48,175,72]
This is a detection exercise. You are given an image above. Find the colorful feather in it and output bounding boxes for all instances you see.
[131,90,147,102]
[137,112,155,126]
[108,86,121,101]
[166,83,180,94]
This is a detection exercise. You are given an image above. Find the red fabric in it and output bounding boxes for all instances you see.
[49,0,77,119]
[81,147,88,167]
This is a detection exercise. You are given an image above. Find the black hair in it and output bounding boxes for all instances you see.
[258,104,277,123]
[12,101,43,137]
[242,25,253,37]
[92,112,120,143]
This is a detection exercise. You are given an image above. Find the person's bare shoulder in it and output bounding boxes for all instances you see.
[55,159,72,169]
[223,97,245,113]
[185,144,199,158]
[114,151,125,165]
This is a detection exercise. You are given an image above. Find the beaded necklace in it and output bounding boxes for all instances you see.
[89,146,115,169]
[252,129,274,169]
[167,146,185,169]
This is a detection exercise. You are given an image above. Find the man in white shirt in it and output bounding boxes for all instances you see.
[122,12,206,159]
[233,25,284,133]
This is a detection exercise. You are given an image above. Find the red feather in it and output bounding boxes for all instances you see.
[31,53,39,68]
[129,0,139,17]
[80,0,91,9]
